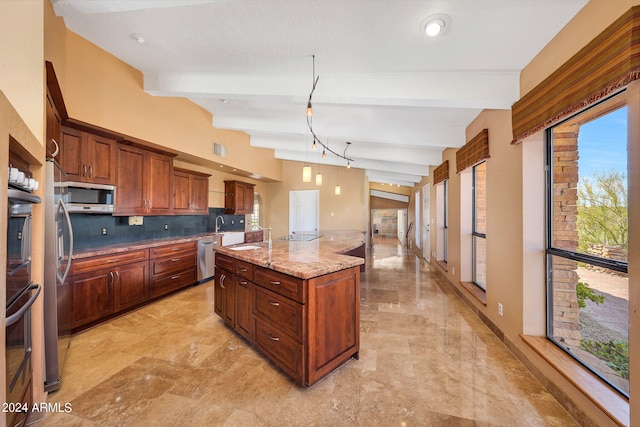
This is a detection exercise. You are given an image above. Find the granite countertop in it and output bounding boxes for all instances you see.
[71,232,227,259]
[214,230,366,279]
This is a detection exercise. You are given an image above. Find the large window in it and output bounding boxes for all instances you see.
[472,162,487,289]
[546,93,628,397]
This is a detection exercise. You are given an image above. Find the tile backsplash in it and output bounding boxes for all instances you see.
[71,207,245,249]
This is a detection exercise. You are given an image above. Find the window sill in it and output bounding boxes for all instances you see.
[459,281,487,306]
[521,335,629,426]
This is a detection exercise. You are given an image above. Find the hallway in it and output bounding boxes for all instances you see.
[33,242,576,426]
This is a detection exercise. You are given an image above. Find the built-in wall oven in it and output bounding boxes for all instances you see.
[6,188,41,424]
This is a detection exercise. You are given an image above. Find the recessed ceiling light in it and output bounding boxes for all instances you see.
[420,14,451,37]
[131,34,145,44]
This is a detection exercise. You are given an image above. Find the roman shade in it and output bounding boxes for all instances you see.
[456,129,489,173]
[433,160,449,185]
[511,6,640,144]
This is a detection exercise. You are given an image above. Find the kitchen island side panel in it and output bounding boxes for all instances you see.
[306,266,360,386]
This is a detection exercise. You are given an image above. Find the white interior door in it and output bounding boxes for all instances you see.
[422,183,430,261]
[289,190,319,235]
[397,209,407,245]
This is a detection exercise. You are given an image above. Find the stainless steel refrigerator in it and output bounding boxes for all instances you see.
[43,159,73,392]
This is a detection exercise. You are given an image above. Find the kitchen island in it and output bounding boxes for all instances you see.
[214,231,365,387]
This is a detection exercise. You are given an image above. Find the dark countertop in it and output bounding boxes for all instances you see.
[214,230,366,279]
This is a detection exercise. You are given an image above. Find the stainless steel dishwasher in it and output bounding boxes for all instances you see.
[197,236,219,282]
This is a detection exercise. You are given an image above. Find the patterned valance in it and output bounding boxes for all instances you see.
[511,6,640,144]
[456,129,489,173]
[433,160,449,185]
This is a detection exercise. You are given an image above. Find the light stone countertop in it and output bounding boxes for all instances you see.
[214,230,366,279]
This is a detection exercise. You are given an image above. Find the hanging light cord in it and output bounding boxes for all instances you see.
[306,55,355,163]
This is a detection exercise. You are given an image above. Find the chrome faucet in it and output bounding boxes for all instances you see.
[215,215,225,233]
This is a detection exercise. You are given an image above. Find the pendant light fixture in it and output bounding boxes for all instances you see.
[335,155,341,195]
[316,171,323,186]
[302,127,312,182]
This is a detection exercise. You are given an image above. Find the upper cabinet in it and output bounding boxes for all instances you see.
[225,180,255,214]
[59,126,117,185]
[114,144,174,216]
[173,168,210,215]
[45,89,61,160]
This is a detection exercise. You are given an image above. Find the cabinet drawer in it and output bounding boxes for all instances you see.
[150,241,196,258]
[150,268,196,298]
[244,230,263,243]
[235,260,253,280]
[72,249,148,275]
[254,286,302,341]
[254,317,303,382]
[254,267,303,302]
[151,252,195,277]
[215,252,235,272]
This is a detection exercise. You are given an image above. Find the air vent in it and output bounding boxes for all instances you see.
[214,142,227,158]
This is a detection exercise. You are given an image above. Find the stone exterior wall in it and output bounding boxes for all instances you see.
[551,124,581,348]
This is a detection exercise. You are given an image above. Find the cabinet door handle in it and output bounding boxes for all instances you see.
[269,301,280,307]
[109,271,114,285]
[115,270,120,283]
[89,165,93,177]
[171,247,181,251]
[83,165,87,177]
[171,258,181,262]
[171,274,180,280]
[269,280,281,285]
[220,274,226,289]
[106,259,118,263]
[238,267,248,272]
[268,334,280,341]
[239,280,248,286]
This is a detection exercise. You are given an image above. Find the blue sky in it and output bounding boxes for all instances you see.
[577,106,627,178]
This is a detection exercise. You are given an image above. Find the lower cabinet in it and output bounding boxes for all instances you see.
[214,252,360,386]
[149,241,197,298]
[70,241,198,330]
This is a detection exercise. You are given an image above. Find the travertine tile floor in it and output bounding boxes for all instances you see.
[32,242,577,426]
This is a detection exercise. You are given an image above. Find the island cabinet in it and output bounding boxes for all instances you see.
[59,126,117,185]
[173,168,210,214]
[70,249,149,330]
[214,252,360,387]
[244,230,263,243]
[115,143,174,216]
[224,180,255,214]
[149,241,197,298]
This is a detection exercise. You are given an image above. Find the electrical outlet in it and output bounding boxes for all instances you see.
[101,227,107,235]
[498,303,503,316]
[164,224,169,230]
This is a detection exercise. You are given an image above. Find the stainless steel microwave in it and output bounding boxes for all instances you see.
[66,182,116,213]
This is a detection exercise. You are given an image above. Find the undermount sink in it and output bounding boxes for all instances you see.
[218,232,245,247]
[229,245,262,251]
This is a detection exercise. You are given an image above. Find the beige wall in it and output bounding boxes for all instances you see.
[265,160,367,239]
[0,0,44,140]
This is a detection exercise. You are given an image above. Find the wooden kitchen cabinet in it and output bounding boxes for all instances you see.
[244,230,263,243]
[115,143,174,216]
[214,263,236,328]
[224,180,255,214]
[59,126,116,185]
[173,168,210,214]
[46,89,61,160]
[214,251,360,386]
[149,241,197,298]
[70,249,150,330]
